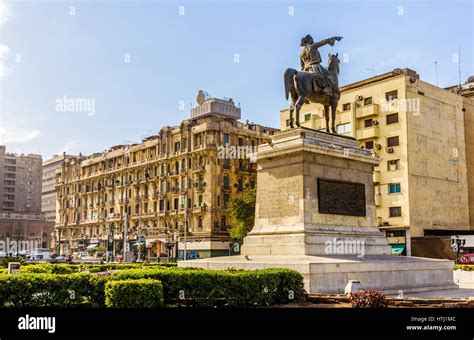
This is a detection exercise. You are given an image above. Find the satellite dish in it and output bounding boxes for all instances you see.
[196,90,211,105]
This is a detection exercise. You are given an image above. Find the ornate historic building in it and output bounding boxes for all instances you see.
[54,95,277,258]
[42,153,75,222]
[281,69,474,258]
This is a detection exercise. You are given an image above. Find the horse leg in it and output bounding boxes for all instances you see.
[295,96,306,127]
[289,103,294,128]
[331,101,337,133]
[324,106,330,132]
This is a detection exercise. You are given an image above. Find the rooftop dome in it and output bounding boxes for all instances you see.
[467,75,474,83]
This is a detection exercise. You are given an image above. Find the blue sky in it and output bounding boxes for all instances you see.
[0,0,473,159]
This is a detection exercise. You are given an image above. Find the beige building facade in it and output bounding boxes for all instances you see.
[42,153,75,222]
[281,69,474,256]
[54,96,277,258]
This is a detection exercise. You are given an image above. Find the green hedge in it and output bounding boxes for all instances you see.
[19,263,176,274]
[110,267,305,307]
[454,264,474,271]
[0,273,92,307]
[105,279,164,308]
[0,267,305,308]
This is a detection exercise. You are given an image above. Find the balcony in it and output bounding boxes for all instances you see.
[356,126,379,140]
[193,165,205,172]
[355,104,379,119]
[373,171,381,184]
[193,205,206,213]
[375,195,381,206]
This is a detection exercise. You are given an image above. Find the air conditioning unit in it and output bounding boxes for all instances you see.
[375,143,382,150]
[372,120,379,125]
[386,147,394,153]
[356,95,364,101]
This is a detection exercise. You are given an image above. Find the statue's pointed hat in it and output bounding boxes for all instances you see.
[300,34,313,46]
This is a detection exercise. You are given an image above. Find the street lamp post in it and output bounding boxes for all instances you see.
[183,195,187,261]
[15,229,23,257]
[452,236,466,263]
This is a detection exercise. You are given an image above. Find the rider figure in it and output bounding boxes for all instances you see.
[300,34,342,96]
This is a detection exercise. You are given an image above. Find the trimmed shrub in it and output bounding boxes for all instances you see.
[105,279,164,308]
[0,257,26,268]
[0,273,92,307]
[18,262,176,274]
[454,264,474,271]
[112,267,305,307]
[21,264,75,274]
[0,267,305,308]
[349,290,388,308]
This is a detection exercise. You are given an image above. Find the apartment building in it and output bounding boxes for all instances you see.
[42,153,75,222]
[0,146,42,213]
[54,95,278,258]
[280,69,474,257]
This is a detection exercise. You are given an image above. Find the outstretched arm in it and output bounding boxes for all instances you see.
[314,36,343,48]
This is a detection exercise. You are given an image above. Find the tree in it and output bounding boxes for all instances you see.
[228,188,256,242]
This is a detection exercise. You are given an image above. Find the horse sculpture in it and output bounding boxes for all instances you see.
[284,53,341,133]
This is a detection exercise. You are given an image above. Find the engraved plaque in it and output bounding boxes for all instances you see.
[317,178,366,216]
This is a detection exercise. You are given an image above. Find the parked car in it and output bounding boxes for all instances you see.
[50,256,67,264]
[458,253,474,264]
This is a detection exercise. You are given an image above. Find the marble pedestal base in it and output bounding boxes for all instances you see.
[179,255,456,294]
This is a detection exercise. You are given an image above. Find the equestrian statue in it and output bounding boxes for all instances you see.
[284,34,343,133]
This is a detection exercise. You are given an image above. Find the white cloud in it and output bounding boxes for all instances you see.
[0,44,10,77]
[0,44,9,59]
[0,126,41,144]
[0,2,12,25]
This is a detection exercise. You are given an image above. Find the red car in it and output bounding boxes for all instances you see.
[458,253,474,264]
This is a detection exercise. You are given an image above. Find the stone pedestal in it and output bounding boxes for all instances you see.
[180,128,456,294]
[241,128,391,257]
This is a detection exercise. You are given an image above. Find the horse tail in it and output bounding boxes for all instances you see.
[284,68,297,101]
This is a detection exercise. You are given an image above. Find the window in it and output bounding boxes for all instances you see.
[238,178,243,191]
[223,133,230,145]
[385,90,398,101]
[174,198,179,209]
[386,113,399,125]
[223,194,230,206]
[388,183,401,194]
[174,142,180,152]
[336,123,351,134]
[223,175,230,190]
[286,119,291,127]
[342,103,351,111]
[387,136,399,147]
[364,97,373,105]
[389,207,402,217]
[387,159,400,171]
[365,141,374,149]
[304,113,311,122]
[364,119,373,128]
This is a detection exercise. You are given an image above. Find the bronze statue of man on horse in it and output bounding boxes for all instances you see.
[284,34,343,133]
